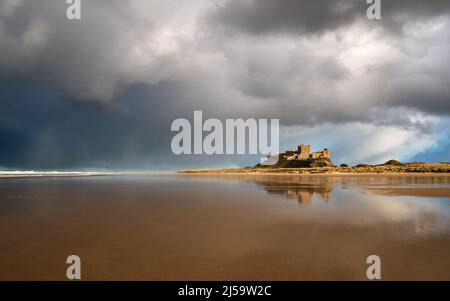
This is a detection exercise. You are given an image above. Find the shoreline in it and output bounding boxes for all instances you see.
[177,164,450,176]
[0,171,173,179]
[177,171,450,177]
[2,165,450,179]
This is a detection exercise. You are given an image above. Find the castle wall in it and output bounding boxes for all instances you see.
[310,152,320,159]
[309,148,331,160]
[282,144,331,161]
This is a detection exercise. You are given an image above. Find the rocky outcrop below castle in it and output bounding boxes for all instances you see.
[255,157,334,168]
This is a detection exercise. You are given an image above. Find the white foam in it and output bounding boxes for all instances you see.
[0,170,118,177]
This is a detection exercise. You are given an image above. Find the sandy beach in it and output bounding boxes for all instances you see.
[1,174,449,280]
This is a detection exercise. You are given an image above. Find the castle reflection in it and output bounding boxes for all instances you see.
[246,177,333,205]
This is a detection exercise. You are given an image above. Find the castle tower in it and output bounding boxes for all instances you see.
[323,148,331,159]
[298,144,311,160]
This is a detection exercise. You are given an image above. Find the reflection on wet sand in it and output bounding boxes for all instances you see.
[186,173,450,202]
[249,179,333,205]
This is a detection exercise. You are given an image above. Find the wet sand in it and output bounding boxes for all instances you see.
[0,174,449,280]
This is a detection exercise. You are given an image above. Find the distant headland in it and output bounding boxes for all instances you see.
[178,144,450,174]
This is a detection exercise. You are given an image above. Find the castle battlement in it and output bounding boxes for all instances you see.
[280,144,330,161]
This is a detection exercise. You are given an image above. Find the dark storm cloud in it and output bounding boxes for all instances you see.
[209,0,365,35]
[209,0,450,36]
[387,74,450,115]
[0,0,198,101]
[0,78,263,170]
[0,76,182,169]
[1,0,448,119]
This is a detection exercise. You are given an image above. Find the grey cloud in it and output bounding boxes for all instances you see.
[209,0,365,36]
[205,12,450,125]
[387,74,450,115]
[1,0,449,121]
[0,0,199,101]
[208,0,450,36]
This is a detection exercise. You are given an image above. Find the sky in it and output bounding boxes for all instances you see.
[0,0,449,170]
